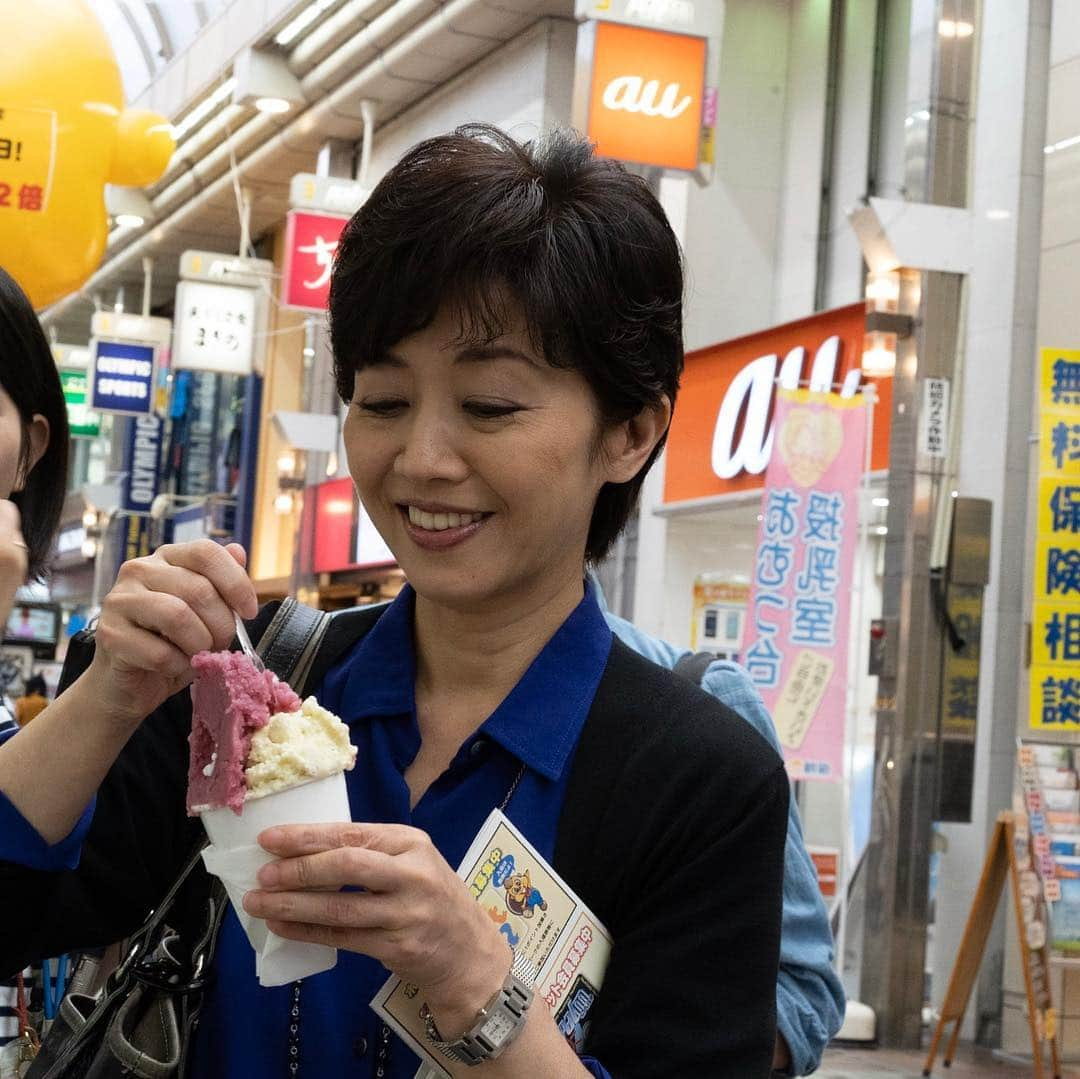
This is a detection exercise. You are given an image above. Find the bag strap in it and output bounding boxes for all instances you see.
[255,598,333,694]
[673,650,715,687]
[111,842,213,984]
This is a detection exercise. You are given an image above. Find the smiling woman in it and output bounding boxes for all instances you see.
[0,126,787,1079]
[330,125,683,568]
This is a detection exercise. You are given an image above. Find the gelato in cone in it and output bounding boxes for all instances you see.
[187,650,357,986]
[201,772,351,986]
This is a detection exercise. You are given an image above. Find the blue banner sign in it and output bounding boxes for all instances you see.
[118,414,163,567]
[90,340,156,416]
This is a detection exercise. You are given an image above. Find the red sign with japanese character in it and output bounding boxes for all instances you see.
[282,209,349,311]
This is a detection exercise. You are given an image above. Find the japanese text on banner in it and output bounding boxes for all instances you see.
[743,388,868,781]
[0,106,56,214]
[1032,349,1080,729]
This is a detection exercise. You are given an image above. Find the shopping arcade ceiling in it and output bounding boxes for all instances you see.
[88,0,229,102]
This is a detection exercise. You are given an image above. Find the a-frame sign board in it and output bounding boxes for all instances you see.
[923,812,1061,1078]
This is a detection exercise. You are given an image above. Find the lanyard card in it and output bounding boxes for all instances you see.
[371,808,612,1077]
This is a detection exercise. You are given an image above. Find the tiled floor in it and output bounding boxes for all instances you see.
[817,1042,1080,1078]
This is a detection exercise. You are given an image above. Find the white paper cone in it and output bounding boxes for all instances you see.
[200,771,352,987]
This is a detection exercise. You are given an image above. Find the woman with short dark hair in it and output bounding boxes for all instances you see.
[0,268,69,628]
[0,266,69,652]
[0,127,787,1077]
[0,267,68,1051]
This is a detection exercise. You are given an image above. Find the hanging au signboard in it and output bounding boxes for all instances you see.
[743,387,868,782]
[582,20,707,172]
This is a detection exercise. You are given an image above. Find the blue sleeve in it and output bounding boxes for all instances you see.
[603,611,688,669]
[699,665,845,1074]
[0,727,96,871]
[580,1057,612,1078]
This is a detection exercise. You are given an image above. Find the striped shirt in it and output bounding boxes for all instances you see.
[0,969,28,1047]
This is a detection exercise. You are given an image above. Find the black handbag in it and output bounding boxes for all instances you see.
[25,599,333,1079]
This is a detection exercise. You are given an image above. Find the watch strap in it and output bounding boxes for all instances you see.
[422,956,535,1066]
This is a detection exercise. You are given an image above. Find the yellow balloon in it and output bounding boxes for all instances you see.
[0,0,175,309]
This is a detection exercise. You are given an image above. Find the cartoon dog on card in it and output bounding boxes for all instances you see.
[504,869,548,918]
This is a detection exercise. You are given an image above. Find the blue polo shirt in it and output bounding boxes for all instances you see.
[0,582,615,1078]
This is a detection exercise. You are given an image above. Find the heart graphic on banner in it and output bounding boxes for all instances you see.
[777,407,844,487]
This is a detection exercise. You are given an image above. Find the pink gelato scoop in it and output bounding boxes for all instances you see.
[187,651,301,815]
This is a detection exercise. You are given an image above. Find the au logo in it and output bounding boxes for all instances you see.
[587,21,706,171]
[711,337,863,481]
[601,76,692,119]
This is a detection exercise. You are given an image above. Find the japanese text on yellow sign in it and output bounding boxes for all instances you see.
[0,107,55,215]
[1031,349,1080,728]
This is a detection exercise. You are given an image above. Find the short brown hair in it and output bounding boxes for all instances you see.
[329,124,683,562]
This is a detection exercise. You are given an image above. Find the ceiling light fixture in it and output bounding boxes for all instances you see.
[105,185,153,231]
[233,48,304,114]
[938,19,974,38]
[254,96,292,115]
[861,331,897,377]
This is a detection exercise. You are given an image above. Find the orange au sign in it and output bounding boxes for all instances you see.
[587,21,707,171]
[663,303,894,504]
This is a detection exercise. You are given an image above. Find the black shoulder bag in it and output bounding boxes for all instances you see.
[26,599,333,1079]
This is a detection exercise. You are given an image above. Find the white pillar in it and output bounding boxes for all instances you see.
[630,174,691,636]
[930,0,1051,1044]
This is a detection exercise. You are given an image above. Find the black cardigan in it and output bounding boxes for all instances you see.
[1,603,788,1078]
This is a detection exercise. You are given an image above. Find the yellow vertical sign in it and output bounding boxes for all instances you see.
[1031,349,1080,729]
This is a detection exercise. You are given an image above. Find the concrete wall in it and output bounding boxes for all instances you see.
[681,0,793,351]
[364,18,577,183]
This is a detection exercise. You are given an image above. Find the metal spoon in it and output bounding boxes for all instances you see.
[233,611,266,671]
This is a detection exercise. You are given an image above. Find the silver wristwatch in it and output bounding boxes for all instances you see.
[421,955,535,1066]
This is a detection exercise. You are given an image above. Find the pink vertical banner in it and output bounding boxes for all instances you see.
[743,388,869,782]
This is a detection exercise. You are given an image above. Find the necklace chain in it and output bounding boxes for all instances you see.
[286,981,301,1076]
[284,762,526,1076]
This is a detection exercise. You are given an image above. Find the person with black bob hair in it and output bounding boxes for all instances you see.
[0,267,68,626]
[330,124,682,564]
[0,127,787,1078]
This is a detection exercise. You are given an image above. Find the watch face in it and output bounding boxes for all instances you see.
[480,1011,516,1048]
